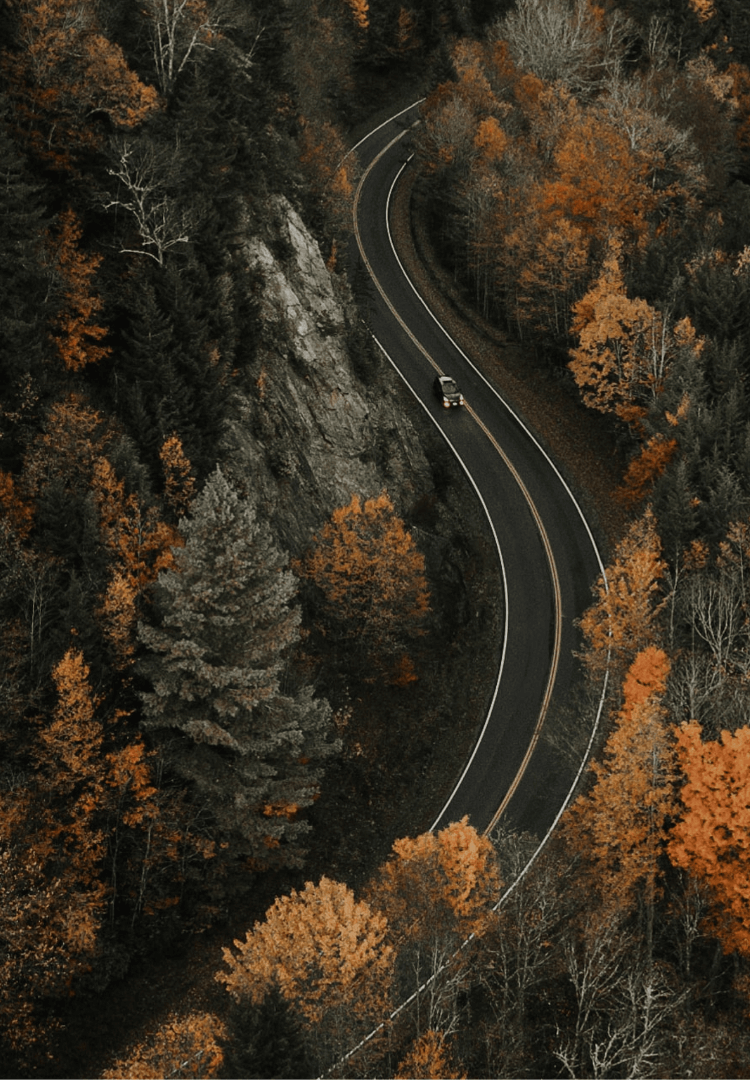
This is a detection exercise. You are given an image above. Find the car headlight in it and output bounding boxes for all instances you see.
[443,400,451,408]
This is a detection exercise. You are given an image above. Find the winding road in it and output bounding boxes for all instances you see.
[352,101,607,841]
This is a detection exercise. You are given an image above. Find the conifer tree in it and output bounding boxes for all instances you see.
[0,94,50,454]
[138,467,336,867]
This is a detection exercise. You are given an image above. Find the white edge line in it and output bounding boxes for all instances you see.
[382,146,614,878]
[345,98,426,163]
[384,152,607,585]
[369,335,510,835]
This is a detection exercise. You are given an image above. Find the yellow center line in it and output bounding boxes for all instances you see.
[354,127,564,835]
[465,404,563,835]
[353,129,444,377]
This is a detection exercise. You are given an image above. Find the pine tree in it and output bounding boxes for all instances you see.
[138,467,336,867]
[0,94,50,461]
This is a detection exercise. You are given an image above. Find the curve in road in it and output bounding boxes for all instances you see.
[352,101,608,841]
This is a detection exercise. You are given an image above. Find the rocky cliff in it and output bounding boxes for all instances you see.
[227,194,434,555]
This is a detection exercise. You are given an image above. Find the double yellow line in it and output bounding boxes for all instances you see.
[353,125,564,835]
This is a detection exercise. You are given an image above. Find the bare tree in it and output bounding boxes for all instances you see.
[141,0,263,96]
[103,137,191,265]
[683,571,745,674]
[492,0,632,93]
[555,914,683,1079]
[143,0,219,95]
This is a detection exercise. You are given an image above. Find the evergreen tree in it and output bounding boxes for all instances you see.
[0,94,52,466]
[138,467,337,868]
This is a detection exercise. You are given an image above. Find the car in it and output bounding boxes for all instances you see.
[433,374,465,409]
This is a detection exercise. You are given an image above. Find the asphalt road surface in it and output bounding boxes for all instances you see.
[352,102,607,841]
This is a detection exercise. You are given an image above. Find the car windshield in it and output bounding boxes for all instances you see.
[442,379,458,394]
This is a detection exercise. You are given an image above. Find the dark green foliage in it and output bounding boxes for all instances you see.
[223,987,311,1079]
[685,258,750,346]
[0,95,55,466]
[111,260,232,483]
[138,467,338,869]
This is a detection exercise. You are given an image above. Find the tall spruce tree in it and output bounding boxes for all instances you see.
[138,467,337,867]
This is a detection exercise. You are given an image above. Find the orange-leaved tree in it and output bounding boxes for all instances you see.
[5,0,158,171]
[101,1010,226,1080]
[92,455,180,669]
[668,721,750,958]
[159,433,196,518]
[0,469,34,540]
[578,506,667,686]
[564,647,675,950]
[296,491,430,677]
[568,238,697,428]
[368,818,501,1038]
[343,0,369,31]
[48,208,110,372]
[371,817,501,943]
[298,118,357,239]
[394,1029,466,1080]
[0,648,108,1061]
[617,433,679,508]
[217,876,393,1072]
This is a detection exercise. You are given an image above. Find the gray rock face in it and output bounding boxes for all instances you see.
[227,196,433,554]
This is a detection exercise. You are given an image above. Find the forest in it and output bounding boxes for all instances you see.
[3,0,750,1076]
